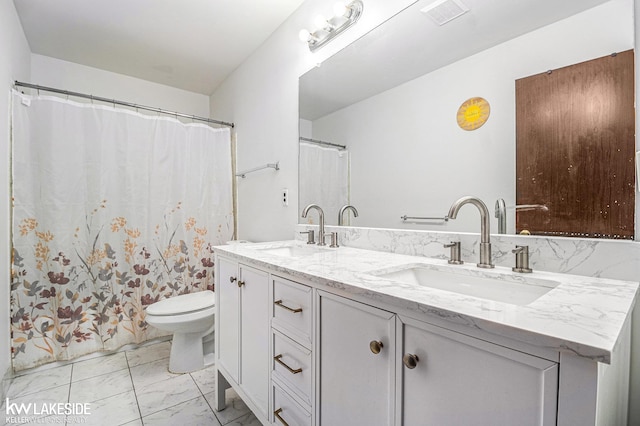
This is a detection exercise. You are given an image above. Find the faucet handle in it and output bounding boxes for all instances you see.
[444,242,463,265]
[512,245,532,273]
[300,230,315,244]
[324,232,339,248]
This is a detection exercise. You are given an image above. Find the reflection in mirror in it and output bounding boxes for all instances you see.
[299,0,635,238]
[515,50,635,239]
[299,122,350,226]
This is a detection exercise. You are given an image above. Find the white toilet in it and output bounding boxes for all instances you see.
[145,290,215,373]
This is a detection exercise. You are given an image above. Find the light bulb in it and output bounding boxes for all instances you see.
[333,1,349,17]
[314,14,328,30]
[298,29,311,42]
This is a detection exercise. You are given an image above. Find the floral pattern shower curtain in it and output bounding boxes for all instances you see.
[10,92,233,371]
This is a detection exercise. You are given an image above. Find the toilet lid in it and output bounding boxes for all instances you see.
[146,290,215,316]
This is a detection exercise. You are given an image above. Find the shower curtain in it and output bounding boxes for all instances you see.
[10,91,233,371]
[299,142,349,226]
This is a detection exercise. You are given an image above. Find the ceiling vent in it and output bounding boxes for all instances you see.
[421,0,469,26]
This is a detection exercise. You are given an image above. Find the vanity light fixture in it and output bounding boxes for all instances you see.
[299,0,363,52]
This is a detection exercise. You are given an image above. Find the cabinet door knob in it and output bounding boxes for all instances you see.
[274,408,290,426]
[237,280,245,287]
[403,353,419,369]
[369,340,384,354]
[229,276,237,283]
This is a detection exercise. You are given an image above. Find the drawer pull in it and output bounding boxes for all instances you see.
[369,340,384,354]
[403,353,419,369]
[274,299,303,313]
[229,276,237,283]
[274,354,303,374]
[274,408,290,426]
[237,280,245,287]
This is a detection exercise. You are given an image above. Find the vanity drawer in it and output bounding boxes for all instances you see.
[272,330,312,406]
[272,276,312,347]
[273,383,312,426]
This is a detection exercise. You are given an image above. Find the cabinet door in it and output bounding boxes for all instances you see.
[217,256,240,382]
[318,292,396,426]
[240,264,270,418]
[401,317,558,426]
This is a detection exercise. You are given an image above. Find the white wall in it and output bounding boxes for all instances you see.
[30,55,210,118]
[312,0,634,234]
[0,0,31,390]
[210,0,417,242]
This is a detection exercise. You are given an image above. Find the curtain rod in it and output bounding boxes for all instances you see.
[299,136,346,150]
[14,81,234,128]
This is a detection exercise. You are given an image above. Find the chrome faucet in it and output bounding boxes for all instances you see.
[447,196,494,268]
[301,204,326,246]
[512,245,532,273]
[338,205,359,226]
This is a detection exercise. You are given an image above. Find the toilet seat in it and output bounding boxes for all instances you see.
[147,290,215,316]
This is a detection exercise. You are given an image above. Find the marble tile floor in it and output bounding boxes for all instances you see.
[2,340,259,426]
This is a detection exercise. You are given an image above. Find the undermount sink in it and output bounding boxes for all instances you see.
[371,265,559,305]
[256,245,331,257]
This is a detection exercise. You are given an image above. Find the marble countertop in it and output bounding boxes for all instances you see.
[214,240,638,363]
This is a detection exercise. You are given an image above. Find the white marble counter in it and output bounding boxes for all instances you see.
[214,240,638,363]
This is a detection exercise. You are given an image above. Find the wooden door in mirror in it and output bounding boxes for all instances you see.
[515,49,635,239]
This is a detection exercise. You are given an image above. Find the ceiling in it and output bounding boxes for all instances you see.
[13,0,306,95]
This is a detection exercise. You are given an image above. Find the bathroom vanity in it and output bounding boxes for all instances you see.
[213,240,637,426]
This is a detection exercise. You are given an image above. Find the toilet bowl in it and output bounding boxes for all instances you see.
[145,290,215,373]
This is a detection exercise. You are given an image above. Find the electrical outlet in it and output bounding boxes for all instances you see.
[282,188,288,206]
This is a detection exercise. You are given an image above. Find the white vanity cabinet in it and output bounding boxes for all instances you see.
[215,256,270,421]
[214,244,634,426]
[317,291,397,426]
[400,316,558,426]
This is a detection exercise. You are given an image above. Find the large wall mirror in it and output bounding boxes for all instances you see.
[298,0,636,238]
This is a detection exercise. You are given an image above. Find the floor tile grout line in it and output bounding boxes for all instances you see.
[190,371,207,397]
[205,390,253,426]
[65,364,73,426]
[127,357,145,426]
[190,370,230,425]
[140,395,209,423]
[5,365,74,401]
[201,386,226,425]
[67,363,73,404]
[70,366,130,385]
[135,372,201,419]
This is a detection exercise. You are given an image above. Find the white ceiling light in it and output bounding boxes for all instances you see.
[299,0,364,52]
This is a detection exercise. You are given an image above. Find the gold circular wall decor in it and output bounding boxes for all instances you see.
[456,97,491,131]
